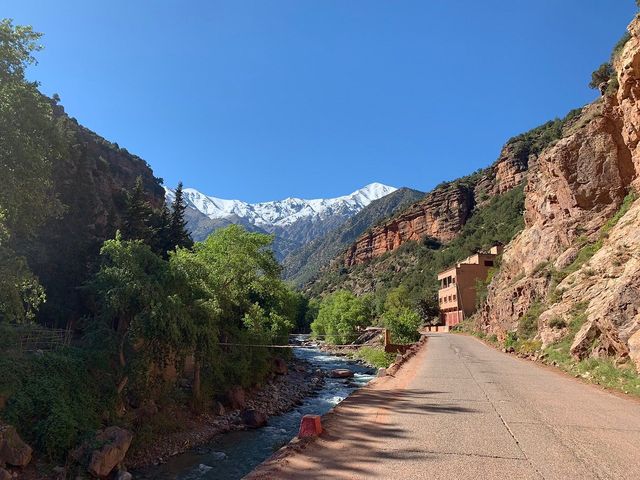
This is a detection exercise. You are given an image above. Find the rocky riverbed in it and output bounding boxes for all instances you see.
[135,345,375,480]
[127,356,324,469]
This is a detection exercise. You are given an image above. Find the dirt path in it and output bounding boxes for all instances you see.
[247,333,640,479]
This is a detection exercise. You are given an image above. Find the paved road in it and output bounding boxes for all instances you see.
[248,334,640,479]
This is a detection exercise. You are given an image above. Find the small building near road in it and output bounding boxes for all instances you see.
[437,245,502,327]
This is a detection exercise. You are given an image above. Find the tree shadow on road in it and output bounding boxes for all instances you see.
[250,387,477,478]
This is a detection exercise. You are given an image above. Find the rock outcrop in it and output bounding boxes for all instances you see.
[344,183,475,266]
[341,120,554,267]
[480,15,640,370]
[87,427,133,478]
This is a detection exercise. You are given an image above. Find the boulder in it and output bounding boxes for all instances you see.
[0,425,32,467]
[213,401,226,416]
[329,369,354,379]
[226,386,246,410]
[241,409,267,428]
[87,427,133,478]
[0,468,10,480]
[272,357,288,375]
[115,470,132,480]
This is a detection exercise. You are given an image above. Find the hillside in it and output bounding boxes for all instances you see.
[282,187,424,285]
[15,103,165,327]
[306,108,583,304]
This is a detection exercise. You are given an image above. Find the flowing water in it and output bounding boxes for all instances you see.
[136,340,375,480]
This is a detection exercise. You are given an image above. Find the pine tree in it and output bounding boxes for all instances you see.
[151,203,172,257]
[169,182,193,249]
[122,177,155,243]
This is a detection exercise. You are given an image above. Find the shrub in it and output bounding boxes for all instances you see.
[311,290,369,344]
[517,301,544,339]
[0,349,114,461]
[383,307,422,344]
[589,63,615,90]
[504,331,518,349]
[354,347,395,368]
[549,317,567,329]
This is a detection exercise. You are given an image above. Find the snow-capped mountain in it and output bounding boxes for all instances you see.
[165,183,397,259]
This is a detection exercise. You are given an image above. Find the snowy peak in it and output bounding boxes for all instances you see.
[165,183,397,228]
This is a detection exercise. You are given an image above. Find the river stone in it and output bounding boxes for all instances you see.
[241,409,268,428]
[227,386,246,410]
[273,357,288,375]
[329,369,354,379]
[0,425,32,467]
[87,427,133,478]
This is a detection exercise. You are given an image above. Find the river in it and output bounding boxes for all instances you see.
[136,341,375,480]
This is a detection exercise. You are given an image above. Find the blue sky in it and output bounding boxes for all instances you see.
[4,1,637,202]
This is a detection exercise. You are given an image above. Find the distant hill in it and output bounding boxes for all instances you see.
[282,187,424,285]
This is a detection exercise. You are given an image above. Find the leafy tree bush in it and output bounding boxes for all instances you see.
[0,348,114,461]
[0,20,64,322]
[382,307,421,344]
[311,291,369,344]
[589,62,615,90]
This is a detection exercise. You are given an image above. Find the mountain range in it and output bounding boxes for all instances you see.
[164,182,401,262]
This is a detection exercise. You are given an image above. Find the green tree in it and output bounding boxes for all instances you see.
[311,291,369,344]
[121,177,156,243]
[170,225,293,401]
[0,19,63,322]
[168,182,193,250]
[90,232,179,404]
[382,307,421,344]
[589,62,614,90]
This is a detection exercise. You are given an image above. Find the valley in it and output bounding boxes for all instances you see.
[2,4,640,480]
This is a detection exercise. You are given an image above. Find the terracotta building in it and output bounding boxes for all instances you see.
[437,245,503,327]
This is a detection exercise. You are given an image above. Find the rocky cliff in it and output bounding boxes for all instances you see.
[343,183,474,267]
[18,104,165,327]
[340,113,573,267]
[480,16,640,370]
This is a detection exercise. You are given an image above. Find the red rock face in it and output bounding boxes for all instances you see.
[344,184,475,266]
[342,139,531,267]
[480,16,640,368]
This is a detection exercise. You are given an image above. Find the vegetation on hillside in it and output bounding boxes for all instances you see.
[283,187,424,286]
[308,183,526,330]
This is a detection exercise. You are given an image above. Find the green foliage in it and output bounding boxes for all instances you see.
[600,190,637,237]
[353,347,395,369]
[504,331,518,349]
[589,63,615,90]
[89,225,296,410]
[507,109,581,161]
[549,317,567,329]
[0,20,65,322]
[168,182,193,250]
[121,177,156,244]
[382,307,421,344]
[517,301,543,339]
[311,291,369,344]
[544,303,640,397]
[0,348,114,461]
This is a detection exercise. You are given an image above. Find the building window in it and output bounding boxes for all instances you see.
[453,294,457,301]
[484,260,494,267]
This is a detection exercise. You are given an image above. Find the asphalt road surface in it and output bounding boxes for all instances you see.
[247,333,640,479]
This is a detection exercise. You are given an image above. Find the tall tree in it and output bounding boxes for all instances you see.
[121,177,155,243]
[169,182,193,249]
[0,19,63,322]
